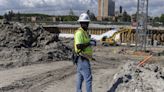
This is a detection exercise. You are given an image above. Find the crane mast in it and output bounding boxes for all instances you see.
[135,0,149,51]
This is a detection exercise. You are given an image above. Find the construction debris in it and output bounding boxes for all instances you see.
[0,23,73,70]
[0,23,163,92]
[108,62,164,92]
[0,23,60,48]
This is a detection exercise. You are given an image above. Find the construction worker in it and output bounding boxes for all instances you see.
[74,13,96,92]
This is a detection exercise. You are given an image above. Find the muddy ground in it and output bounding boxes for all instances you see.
[0,23,163,92]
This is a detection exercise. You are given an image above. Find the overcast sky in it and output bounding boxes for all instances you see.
[0,0,163,16]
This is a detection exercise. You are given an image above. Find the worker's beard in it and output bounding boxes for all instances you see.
[80,22,89,31]
[82,27,88,31]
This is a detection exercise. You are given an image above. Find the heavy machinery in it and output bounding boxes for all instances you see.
[100,28,132,46]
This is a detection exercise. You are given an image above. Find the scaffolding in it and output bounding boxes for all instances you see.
[135,0,149,51]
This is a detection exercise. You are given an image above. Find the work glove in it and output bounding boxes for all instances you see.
[90,39,96,46]
[91,57,96,61]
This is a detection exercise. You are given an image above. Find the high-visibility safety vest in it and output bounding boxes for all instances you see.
[74,27,93,56]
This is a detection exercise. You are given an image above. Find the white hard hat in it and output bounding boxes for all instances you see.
[78,13,90,22]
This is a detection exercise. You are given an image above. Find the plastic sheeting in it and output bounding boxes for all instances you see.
[59,29,120,41]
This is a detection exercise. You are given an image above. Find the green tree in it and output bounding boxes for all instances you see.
[16,12,21,22]
[86,10,97,21]
[0,15,3,19]
[4,13,9,21]
[131,13,137,22]
[122,10,131,22]
[3,10,15,21]
[115,15,122,22]
[160,14,164,25]
[63,15,78,21]
[62,9,78,21]
[8,10,15,21]
[154,17,160,22]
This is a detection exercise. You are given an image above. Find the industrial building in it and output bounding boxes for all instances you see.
[98,0,115,20]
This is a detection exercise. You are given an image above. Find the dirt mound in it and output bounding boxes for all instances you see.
[108,62,164,92]
[0,23,60,48]
[0,23,73,69]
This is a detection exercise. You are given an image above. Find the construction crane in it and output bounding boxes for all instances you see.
[135,0,149,51]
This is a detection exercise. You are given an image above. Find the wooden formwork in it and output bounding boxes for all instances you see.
[120,29,164,45]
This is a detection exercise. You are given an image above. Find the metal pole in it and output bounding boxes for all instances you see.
[146,0,149,47]
[144,0,147,51]
[144,0,149,51]
[135,0,140,51]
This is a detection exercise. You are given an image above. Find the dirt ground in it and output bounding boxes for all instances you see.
[0,46,163,92]
[0,23,163,92]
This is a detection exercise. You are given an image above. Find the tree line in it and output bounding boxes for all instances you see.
[0,9,96,22]
[152,14,164,26]
[0,10,164,26]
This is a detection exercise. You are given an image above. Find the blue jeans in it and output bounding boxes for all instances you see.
[76,56,92,92]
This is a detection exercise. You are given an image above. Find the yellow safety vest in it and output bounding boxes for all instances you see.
[74,27,93,56]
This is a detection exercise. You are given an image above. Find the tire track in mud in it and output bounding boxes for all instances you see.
[28,65,76,92]
[0,65,76,92]
[40,59,122,92]
[29,61,116,92]
[0,56,123,92]
[35,58,122,92]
